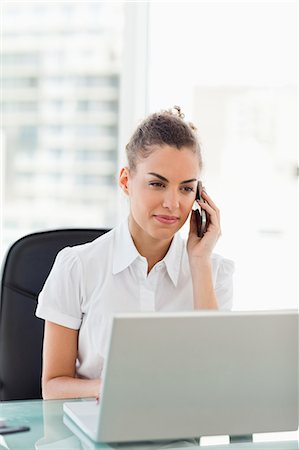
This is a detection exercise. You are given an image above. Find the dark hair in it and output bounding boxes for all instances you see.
[125,106,202,171]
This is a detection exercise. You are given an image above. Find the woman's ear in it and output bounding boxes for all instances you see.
[119,167,130,195]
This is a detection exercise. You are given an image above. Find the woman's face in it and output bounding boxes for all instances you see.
[120,145,200,242]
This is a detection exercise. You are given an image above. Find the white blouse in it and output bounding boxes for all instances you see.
[36,218,234,380]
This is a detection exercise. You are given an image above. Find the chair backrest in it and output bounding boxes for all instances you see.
[0,228,110,401]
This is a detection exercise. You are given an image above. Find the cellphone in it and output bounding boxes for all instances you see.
[194,181,210,238]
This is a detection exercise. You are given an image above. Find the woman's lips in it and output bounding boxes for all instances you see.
[153,215,179,225]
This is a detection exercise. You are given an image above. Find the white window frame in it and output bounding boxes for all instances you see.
[117,3,150,221]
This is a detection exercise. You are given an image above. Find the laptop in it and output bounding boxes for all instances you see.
[63,310,298,443]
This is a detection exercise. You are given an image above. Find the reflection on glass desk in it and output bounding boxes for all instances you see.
[0,399,298,450]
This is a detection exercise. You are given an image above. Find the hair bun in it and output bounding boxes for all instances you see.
[173,105,185,119]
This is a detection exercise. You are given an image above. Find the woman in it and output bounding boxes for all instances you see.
[36,106,234,400]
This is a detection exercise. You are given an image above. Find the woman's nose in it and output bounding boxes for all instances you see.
[162,189,179,210]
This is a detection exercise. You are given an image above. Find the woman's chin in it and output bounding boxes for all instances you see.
[148,223,180,241]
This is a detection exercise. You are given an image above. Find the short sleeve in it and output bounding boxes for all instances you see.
[214,257,235,311]
[35,247,84,329]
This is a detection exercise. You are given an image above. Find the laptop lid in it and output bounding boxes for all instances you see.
[64,310,298,443]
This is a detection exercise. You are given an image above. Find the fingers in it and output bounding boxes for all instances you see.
[201,190,219,213]
[196,191,221,231]
[189,209,197,235]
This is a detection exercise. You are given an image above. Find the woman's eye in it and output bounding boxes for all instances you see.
[180,186,194,193]
[149,182,165,188]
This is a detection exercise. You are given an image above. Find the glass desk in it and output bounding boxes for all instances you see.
[0,399,298,450]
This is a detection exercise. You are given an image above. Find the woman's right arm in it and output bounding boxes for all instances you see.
[42,321,101,400]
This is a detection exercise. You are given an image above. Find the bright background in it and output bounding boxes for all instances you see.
[1,1,298,311]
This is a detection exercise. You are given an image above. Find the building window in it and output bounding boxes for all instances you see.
[2,1,125,257]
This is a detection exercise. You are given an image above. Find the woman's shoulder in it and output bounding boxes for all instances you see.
[210,253,235,278]
[74,228,114,254]
[55,227,116,268]
[180,237,234,277]
[211,252,234,268]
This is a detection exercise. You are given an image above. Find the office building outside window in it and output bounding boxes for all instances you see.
[1,2,125,258]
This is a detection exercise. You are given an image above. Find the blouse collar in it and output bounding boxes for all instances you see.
[112,217,183,286]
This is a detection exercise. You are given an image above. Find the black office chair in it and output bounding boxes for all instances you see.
[0,228,109,401]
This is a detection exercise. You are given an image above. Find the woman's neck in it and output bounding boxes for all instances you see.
[128,217,173,273]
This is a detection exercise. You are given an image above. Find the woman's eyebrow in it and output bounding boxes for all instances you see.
[147,172,197,184]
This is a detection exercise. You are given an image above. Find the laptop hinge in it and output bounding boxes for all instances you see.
[229,434,253,443]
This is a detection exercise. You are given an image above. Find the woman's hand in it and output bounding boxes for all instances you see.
[187,190,221,309]
[187,189,221,261]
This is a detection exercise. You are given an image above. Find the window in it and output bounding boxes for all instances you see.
[18,127,38,148]
[3,77,38,88]
[147,1,297,310]
[2,102,38,112]
[75,149,114,162]
[2,1,125,258]
[2,53,39,64]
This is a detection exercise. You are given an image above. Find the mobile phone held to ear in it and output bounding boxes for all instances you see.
[194,181,210,238]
